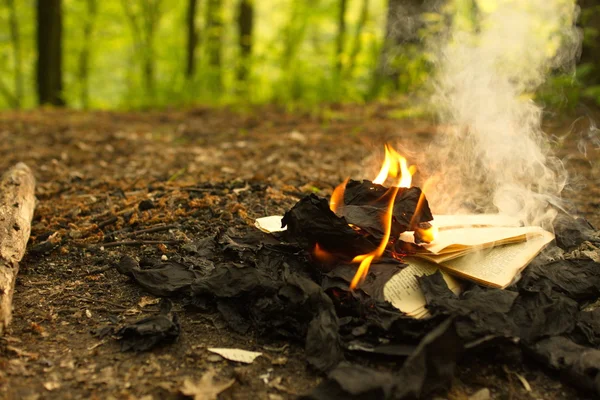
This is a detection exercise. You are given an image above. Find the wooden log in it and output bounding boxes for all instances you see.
[0,163,36,335]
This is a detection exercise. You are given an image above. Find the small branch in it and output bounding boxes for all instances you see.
[80,265,112,276]
[97,216,118,229]
[103,223,177,240]
[128,224,178,236]
[98,239,183,248]
[70,295,129,310]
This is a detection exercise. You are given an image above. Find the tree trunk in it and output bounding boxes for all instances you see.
[237,0,254,83]
[281,0,309,70]
[78,0,97,109]
[36,0,65,106]
[121,0,161,102]
[185,0,199,79]
[142,1,161,100]
[206,0,224,91]
[579,0,600,85]
[335,0,347,75]
[344,0,369,80]
[6,0,23,108]
[371,0,425,96]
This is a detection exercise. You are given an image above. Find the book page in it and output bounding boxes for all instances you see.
[432,214,522,229]
[401,225,548,255]
[383,257,461,318]
[439,230,554,288]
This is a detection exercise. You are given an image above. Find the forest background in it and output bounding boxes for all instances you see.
[0,0,598,112]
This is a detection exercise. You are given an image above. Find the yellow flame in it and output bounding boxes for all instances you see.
[349,144,415,290]
[373,144,415,188]
[417,224,438,243]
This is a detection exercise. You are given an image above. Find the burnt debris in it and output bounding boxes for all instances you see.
[113,183,600,399]
[116,299,180,352]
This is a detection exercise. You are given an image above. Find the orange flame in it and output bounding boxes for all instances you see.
[349,144,415,290]
[313,243,337,264]
[330,178,349,214]
[408,177,438,244]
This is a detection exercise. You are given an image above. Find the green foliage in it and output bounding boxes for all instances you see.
[0,0,594,112]
[535,64,600,113]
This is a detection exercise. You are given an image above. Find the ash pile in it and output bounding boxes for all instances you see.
[114,176,600,399]
[113,143,600,399]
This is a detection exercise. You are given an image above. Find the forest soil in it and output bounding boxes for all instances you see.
[0,105,597,400]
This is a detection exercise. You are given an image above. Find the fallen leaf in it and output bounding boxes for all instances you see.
[138,296,161,308]
[207,348,262,364]
[6,345,39,359]
[43,381,61,391]
[181,369,235,400]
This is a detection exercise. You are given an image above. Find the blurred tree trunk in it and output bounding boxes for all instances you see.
[343,0,369,80]
[580,0,600,85]
[142,1,161,100]
[370,0,425,96]
[122,0,162,101]
[205,0,224,92]
[237,0,254,83]
[186,0,199,79]
[78,0,98,109]
[36,0,65,106]
[335,0,347,75]
[6,0,22,108]
[281,0,309,69]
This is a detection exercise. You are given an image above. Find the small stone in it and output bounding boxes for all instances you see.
[138,199,155,211]
[161,254,168,261]
[469,388,491,400]
[271,357,287,366]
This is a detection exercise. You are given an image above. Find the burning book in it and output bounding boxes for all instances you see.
[256,144,554,317]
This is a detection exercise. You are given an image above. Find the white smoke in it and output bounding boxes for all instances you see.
[421,0,581,229]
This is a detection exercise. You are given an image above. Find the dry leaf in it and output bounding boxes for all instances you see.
[181,369,235,400]
[207,348,262,364]
[6,345,39,359]
[43,381,61,391]
[138,296,161,308]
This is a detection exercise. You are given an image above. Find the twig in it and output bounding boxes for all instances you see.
[70,295,129,310]
[180,187,215,192]
[81,265,113,276]
[103,227,133,239]
[127,224,178,236]
[103,223,175,240]
[98,216,118,229]
[99,239,183,248]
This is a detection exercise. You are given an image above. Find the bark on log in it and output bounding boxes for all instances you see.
[0,163,36,335]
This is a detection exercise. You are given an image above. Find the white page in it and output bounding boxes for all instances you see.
[401,225,548,255]
[432,214,522,229]
[439,230,555,288]
[383,257,461,318]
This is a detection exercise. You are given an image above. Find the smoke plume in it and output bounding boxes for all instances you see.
[422,0,581,228]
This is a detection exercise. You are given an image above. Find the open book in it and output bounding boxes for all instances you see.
[255,213,554,317]
[398,215,554,288]
[384,214,554,318]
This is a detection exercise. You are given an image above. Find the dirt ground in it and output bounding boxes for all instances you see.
[0,105,598,400]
